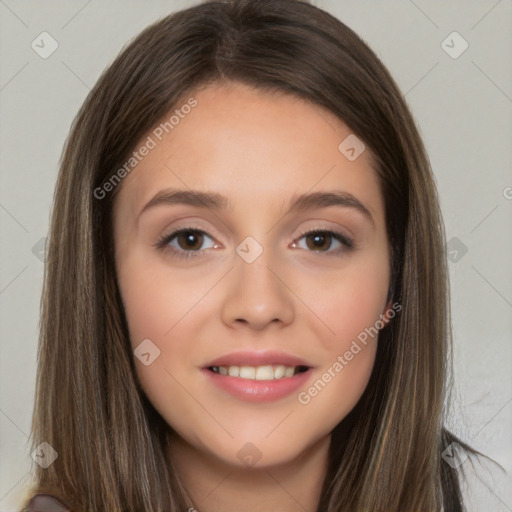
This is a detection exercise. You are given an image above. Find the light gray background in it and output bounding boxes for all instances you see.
[0,1,511,510]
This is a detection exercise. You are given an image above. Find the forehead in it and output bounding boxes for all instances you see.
[114,82,383,222]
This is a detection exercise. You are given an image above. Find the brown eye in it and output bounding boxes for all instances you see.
[175,230,205,251]
[156,228,216,257]
[305,232,333,251]
[294,230,354,255]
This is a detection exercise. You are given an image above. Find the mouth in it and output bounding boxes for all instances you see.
[202,351,313,402]
[207,364,310,380]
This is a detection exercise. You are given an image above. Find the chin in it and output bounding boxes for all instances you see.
[194,425,323,471]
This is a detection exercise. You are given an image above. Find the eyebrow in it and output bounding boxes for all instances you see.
[138,188,374,224]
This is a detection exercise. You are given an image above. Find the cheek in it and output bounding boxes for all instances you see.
[294,342,377,441]
[118,254,210,349]
[303,253,390,353]
[290,253,387,415]
[119,270,172,348]
[116,257,212,407]
[292,264,387,433]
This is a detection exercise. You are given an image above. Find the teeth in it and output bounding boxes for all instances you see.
[255,365,274,380]
[284,366,295,377]
[239,366,256,379]
[274,365,285,379]
[211,364,304,380]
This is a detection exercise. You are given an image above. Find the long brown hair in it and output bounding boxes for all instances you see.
[24,0,476,510]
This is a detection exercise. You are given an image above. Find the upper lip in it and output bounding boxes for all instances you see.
[204,350,312,368]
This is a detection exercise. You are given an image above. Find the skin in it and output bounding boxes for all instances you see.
[113,81,391,512]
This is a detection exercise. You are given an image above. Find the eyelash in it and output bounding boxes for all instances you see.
[154,226,356,260]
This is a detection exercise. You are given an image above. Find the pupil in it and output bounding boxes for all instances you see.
[307,232,330,251]
[179,231,202,250]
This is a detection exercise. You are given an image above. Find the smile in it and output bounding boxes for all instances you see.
[208,364,309,380]
[202,351,313,402]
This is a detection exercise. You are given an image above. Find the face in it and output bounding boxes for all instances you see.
[113,82,391,469]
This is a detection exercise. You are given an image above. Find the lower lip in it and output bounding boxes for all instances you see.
[201,368,313,402]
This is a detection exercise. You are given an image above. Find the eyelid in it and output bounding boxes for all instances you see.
[292,226,356,252]
[154,223,356,258]
[153,222,222,258]
[157,219,222,243]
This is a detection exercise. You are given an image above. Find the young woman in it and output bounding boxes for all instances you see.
[23,0,479,510]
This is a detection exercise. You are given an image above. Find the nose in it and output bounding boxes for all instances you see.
[220,251,295,331]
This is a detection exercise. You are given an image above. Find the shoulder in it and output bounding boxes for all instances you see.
[22,493,71,512]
